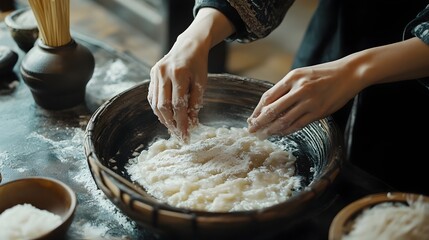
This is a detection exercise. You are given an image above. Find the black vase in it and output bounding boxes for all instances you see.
[20,38,95,110]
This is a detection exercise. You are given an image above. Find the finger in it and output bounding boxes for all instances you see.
[277,112,316,136]
[284,113,317,135]
[260,98,317,136]
[148,66,160,111]
[248,89,297,133]
[273,96,329,136]
[249,79,292,120]
[172,72,192,142]
[148,70,154,106]
[148,67,167,126]
[249,88,277,121]
[172,87,189,140]
[188,75,206,128]
[156,74,175,131]
[260,108,303,136]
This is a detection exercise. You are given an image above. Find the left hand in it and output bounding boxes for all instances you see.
[247,60,362,136]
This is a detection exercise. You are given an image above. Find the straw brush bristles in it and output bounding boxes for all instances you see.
[28,0,71,47]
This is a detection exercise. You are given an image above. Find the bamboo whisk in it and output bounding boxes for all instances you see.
[28,0,71,47]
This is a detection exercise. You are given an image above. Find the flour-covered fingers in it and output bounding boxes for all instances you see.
[172,77,191,142]
[258,99,325,137]
[188,79,205,128]
[248,90,298,133]
[258,108,307,137]
[151,62,176,131]
[281,113,317,135]
[156,73,176,133]
[148,66,157,110]
[148,67,169,128]
[248,80,292,131]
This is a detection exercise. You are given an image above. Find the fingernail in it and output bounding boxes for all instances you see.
[181,133,190,144]
[247,118,258,132]
[247,117,254,126]
[254,130,269,140]
[248,126,255,133]
[189,116,199,128]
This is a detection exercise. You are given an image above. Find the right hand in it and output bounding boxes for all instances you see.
[148,35,209,143]
[148,8,236,142]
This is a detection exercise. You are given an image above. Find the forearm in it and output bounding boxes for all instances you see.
[177,8,235,51]
[344,37,429,88]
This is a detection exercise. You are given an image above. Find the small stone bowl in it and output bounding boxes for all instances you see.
[0,176,77,240]
[4,8,39,52]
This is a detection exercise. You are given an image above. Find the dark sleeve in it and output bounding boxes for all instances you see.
[403,4,429,89]
[403,4,429,43]
[194,0,295,43]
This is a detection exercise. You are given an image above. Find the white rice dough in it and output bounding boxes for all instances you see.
[344,197,429,240]
[0,203,62,240]
[126,124,302,212]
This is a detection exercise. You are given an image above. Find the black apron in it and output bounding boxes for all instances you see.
[292,0,429,195]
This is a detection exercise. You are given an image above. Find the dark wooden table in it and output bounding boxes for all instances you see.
[0,21,394,240]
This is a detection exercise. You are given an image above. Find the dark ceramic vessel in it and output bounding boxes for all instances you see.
[4,8,39,52]
[0,46,18,75]
[20,39,95,110]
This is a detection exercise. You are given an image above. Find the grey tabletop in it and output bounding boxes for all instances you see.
[0,22,156,239]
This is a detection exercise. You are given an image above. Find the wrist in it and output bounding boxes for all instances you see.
[341,49,379,90]
[180,8,235,49]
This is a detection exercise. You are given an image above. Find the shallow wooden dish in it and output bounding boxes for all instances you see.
[0,176,77,240]
[84,73,344,239]
[329,192,429,240]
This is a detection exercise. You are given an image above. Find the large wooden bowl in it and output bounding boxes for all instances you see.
[84,73,344,239]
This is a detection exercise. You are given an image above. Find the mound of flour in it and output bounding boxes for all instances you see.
[344,196,429,240]
[126,125,301,212]
[0,203,62,240]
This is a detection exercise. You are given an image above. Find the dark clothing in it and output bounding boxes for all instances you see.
[293,1,428,67]
[404,4,429,89]
[194,0,294,42]
[294,1,429,195]
[194,0,429,195]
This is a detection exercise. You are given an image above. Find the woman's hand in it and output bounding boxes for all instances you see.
[247,37,429,137]
[148,35,209,142]
[147,8,236,142]
[247,59,363,137]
